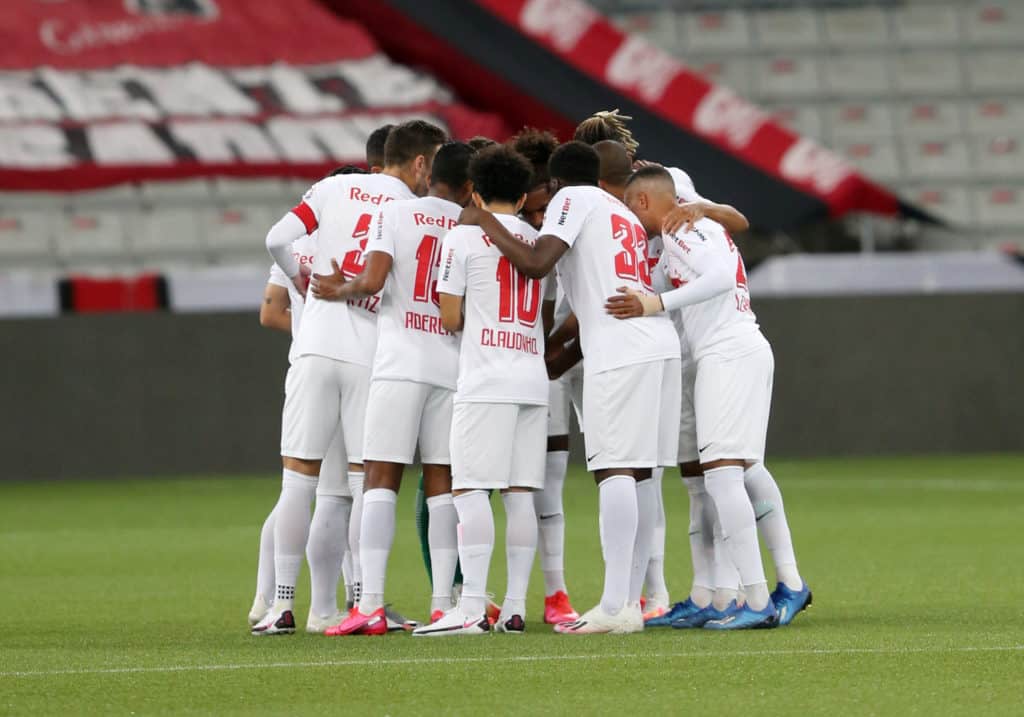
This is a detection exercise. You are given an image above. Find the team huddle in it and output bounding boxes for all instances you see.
[250,110,812,637]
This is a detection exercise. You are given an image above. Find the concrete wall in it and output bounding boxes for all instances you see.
[2,293,1021,480]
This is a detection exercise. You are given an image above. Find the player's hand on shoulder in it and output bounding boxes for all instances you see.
[458,205,488,227]
[663,202,706,236]
[310,258,347,300]
[605,286,662,319]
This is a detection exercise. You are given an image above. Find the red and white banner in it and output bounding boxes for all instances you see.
[0,0,505,190]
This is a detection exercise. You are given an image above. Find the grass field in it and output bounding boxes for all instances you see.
[2,455,1023,716]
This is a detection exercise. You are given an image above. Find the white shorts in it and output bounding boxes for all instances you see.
[582,358,681,472]
[451,402,547,491]
[362,379,454,465]
[678,358,699,464]
[317,425,350,497]
[281,354,371,463]
[547,363,584,437]
[693,345,774,464]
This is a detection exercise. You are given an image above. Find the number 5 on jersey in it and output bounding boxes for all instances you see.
[341,212,373,278]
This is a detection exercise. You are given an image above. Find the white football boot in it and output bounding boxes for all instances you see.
[248,596,271,627]
[554,602,644,634]
[412,608,490,637]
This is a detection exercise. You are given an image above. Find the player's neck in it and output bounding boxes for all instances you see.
[480,201,517,215]
[428,185,458,204]
[381,165,416,192]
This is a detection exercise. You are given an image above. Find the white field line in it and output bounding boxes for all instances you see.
[3,644,1022,679]
[784,478,1024,492]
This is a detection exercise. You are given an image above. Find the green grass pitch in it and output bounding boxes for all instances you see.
[2,454,1023,716]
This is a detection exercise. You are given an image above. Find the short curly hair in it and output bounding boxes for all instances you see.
[573,109,639,156]
[469,145,533,204]
[509,127,559,188]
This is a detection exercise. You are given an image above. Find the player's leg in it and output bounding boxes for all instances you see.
[642,467,669,618]
[536,372,577,623]
[253,356,337,635]
[420,386,459,620]
[496,403,546,632]
[305,426,351,632]
[414,474,432,583]
[414,402,514,636]
[248,503,277,625]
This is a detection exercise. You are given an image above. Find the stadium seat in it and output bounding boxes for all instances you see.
[826,102,894,140]
[966,99,1024,135]
[0,211,54,265]
[896,101,963,138]
[139,179,215,206]
[891,52,963,95]
[130,208,205,261]
[767,104,824,139]
[965,51,1024,92]
[963,2,1024,45]
[972,136,1024,179]
[201,205,273,261]
[752,8,822,50]
[693,57,752,96]
[835,140,901,182]
[822,7,890,48]
[610,10,679,52]
[902,185,973,226]
[972,185,1024,228]
[753,55,822,99]
[892,5,961,46]
[904,139,972,180]
[681,11,751,53]
[69,184,140,208]
[55,211,130,265]
[0,191,69,210]
[823,54,890,96]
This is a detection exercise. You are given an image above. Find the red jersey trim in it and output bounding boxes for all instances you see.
[291,202,318,234]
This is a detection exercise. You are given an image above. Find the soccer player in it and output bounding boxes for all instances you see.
[511,127,580,624]
[253,120,447,635]
[460,141,682,634]
[310,142,474,635]
[608,165,811,629]
[412,145,547,636]
[365,124,393,174]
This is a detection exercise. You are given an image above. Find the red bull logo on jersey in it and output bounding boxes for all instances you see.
[414,213,458,230]
[349,187,393,205]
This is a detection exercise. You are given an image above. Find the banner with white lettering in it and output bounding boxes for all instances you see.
[0,0,505,190]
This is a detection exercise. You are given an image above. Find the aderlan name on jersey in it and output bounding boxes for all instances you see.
[405,311,451,336]
[480,328,539,355]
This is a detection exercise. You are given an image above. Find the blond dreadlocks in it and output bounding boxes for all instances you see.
[573,109,639,157]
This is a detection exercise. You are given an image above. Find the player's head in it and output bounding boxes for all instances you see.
[468,145,533,213]
[467,136,498,152]
[624,165,677,236]
[429,141,475,207]
[593,140,633,201]
[329,164,368,176]
[574,109,639,159]
[510,127,559,230]
[384,120,448,196]
[365,124,393,173]
[548,141,600,189]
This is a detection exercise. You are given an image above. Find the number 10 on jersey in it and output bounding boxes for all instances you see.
[496,257,540,327]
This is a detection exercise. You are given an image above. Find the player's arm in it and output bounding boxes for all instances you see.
[548,312,579,347]
[460,206,567,279]
[310,252,392,301]
[547,339,583,379]
[259,282,292,332]
[267,187,321,294]
[439,293,464,333]
[663,201,749,236]
[542,299,556,337]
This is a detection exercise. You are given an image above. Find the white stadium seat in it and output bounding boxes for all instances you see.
[972,136,1024,179]
[69,184,139,208]
[139,179,214,205]
[965,51,1024,92]
[681,11,751,53]
[767,104,824,139]
[972,186,1024,228]
[963,2,1024,45]
[55,211,129,264]
[965,99,1024,135]
[610,11,679,52]
[752,8,822,50]
[823,54,890,96]
[835,139,901,182]
[0,211,54,264]
[201,205,273,260]
[693,57,752,96]
[892,5,960,46]
[891,52,963,95]
[826,102,894,140]
[130,208,205,260]
[896,101,963,138]
[753,55,822,99]
[211,177,291,205]
[823,7,890,48]
[904,138,972,180]
[902,185,972,226]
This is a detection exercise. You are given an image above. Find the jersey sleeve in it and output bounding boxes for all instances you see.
[538,187,592,248]
[437,230,467,297]
[667,166,704,204]
[290,178,331,235]
[268,262,290,289]
[660,222,736,311]
[364,205,394,257]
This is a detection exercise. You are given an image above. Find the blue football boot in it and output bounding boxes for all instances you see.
[645,598,704,627]
[671,603,728,629]
[703,600,778,630]
[771,582,812,626]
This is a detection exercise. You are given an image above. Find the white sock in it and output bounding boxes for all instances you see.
[536,450,569,596]
[347,471,364,606]
[453,490,494,617]
[745,462,803,590]
[682,474,715,608]
[711,515,740,611]
[357,487,396,613]
[272,469,317,610]
[629,477,657,604]
[705,465,769,610]
[255,504,277,607]
[426,493,459,612]
[598,475,638,615]
[306,494,351,619]
[342,550,354,606]
[502,492,537,618]
[643,468,669,602]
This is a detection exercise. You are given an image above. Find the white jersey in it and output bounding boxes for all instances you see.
[661,217,765,360]
[367,195,460,389]
[267,233,315,364]
[289,173,416,365]
[668,166,704,204]
[540,185,680,375]
[438,213,548,405]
